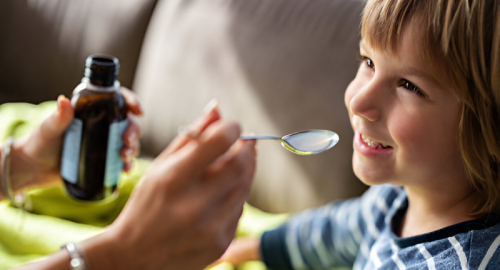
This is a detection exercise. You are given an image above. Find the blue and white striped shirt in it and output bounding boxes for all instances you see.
[260,184,500,269]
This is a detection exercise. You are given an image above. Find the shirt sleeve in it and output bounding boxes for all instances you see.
[260,184,400,270]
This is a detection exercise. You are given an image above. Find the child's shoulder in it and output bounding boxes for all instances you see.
[461,219,500,268]
[468,215,500,246]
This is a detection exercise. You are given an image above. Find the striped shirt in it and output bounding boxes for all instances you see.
[260,184,500,270]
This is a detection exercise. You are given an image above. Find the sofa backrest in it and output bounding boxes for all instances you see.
[0,0,368,213]
[134,0,368,212]
[0,0,157,104]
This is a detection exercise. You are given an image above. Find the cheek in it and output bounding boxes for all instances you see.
[390,108,461,166]
[391,115,428,152]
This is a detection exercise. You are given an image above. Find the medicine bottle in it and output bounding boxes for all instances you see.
[61,55,128,201]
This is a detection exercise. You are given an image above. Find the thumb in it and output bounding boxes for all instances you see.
[38,95,74,141]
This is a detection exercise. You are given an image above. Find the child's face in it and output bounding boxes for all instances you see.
[344,21,468,187]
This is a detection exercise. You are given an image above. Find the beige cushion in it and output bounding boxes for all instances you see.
[134,0,368,213]
[0,0,157,104]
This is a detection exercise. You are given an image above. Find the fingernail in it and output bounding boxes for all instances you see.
[127,133,137,143]
[125,148,134,157]
[137,104,144,117]
[178,99,219,139]
[57,95,64,109]
[202,98,219,116]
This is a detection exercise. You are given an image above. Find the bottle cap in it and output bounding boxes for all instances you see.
[84,54,119,87]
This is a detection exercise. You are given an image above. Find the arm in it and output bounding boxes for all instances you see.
[259,199,363,269]
[262,185,403,269]
[13,100,257,270]
[218,185,399,269]
[15,232,118,270]
[216,198,364,269]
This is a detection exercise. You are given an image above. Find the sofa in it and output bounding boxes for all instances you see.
[0,0,367,214]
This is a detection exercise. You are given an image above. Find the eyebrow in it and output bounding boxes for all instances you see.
[403,65,428,76]
[359,40,438,84]
[402,65,438,83]
[359,40,368,52]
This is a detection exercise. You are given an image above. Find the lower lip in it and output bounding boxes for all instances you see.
[353,132,393,158]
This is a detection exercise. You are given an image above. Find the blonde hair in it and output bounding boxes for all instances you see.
[361,0,500,216]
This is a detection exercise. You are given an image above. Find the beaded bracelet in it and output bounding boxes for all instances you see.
[62,243,88,270]
[1,137,31,211]
[1,137,14,203]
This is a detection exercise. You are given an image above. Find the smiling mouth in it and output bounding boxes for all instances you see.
[361,134,392,150]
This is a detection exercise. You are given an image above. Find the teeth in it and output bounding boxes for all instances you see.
[362,134,389,149]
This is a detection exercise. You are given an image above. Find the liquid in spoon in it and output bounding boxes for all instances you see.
[241,129,339,155]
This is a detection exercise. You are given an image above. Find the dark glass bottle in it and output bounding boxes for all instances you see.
[61,55,128,201]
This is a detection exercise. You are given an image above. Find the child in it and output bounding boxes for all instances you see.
[219,0,500,269]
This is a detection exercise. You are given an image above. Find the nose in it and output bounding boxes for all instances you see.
[348,80,384,122]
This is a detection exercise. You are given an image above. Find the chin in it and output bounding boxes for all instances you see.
[352,154,391,186]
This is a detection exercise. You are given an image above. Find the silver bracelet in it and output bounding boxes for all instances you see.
[62,243,88,270]
[1,137,14,203]
[1,136,31,211]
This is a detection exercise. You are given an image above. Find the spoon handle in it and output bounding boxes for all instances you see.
[240,135,281,140]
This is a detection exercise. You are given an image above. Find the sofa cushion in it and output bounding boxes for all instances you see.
[0,0,157,104]
[133,0,368,212]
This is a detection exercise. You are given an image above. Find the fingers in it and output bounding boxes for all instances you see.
[159,99,221,159]
[185,99,221,139]
[121,143,139,172]
[37,95,74,142]
[123,113,140,147]
[198,139,257,223]
[122,112,141,172]
[202,139,256,192]
[120,87,143,116]
[166,138,256,237]
[177,120,242,177]
[120,87,143,172]
[150,121,246,196]
[210,141,257,236]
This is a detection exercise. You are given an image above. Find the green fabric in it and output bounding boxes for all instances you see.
[0,102,289,270]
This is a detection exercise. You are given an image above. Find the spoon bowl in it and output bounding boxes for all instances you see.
[240,129,339,155]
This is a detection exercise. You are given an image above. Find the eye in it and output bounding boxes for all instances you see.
[401,80,425,97]
[362,57,374,69]
[366,58,374,68]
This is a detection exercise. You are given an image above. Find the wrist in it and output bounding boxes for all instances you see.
[1,138,32,210]
[79,228,125,270]
[62,243,88,270]
[1,137,15,202]
[249,238,262,261]
[0,142,6,201]
[9,138,36,192]
[9,137,60,192]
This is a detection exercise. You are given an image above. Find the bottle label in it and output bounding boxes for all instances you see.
[61,119,83,184]
[104,119,129,187]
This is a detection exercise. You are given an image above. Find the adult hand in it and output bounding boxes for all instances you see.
[82,101,258,270]
[7,87,142,193]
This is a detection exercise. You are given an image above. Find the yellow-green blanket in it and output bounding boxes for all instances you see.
[0,102,288,270]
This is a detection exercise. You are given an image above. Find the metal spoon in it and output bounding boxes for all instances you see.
[240,129,339,155]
